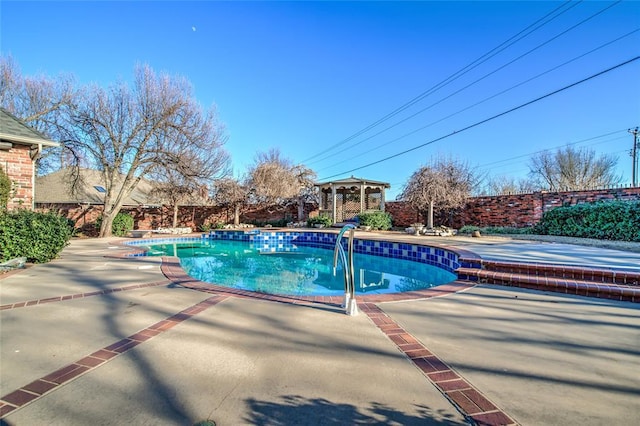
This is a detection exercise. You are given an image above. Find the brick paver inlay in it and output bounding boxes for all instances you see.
[0,295,227,418]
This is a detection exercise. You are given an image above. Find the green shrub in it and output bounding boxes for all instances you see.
[459,225,533,235]
[307,214,333,228]
[199,223,213,232]
[358,211,392,230]
[0,168,11,210]
[267,218,289,227]
[458,225,481,234]
[95,212,134,237]
[0,210,73,263]
[112,212,134,236]
[482,226,534,235]
[535,201,640,242]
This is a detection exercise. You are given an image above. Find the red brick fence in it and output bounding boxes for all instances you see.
[37,186,640,233]
[386,186,640,228]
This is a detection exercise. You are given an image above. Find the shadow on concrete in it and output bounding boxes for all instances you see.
[243,395,467,425]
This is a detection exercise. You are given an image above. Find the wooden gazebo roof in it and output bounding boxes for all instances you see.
[315,176,390,190]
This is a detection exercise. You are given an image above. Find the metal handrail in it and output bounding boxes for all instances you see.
[332,224,358,316]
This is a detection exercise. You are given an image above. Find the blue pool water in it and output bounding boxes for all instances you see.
[144,239,456,296]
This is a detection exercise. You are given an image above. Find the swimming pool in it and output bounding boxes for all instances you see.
[127,230,461,297]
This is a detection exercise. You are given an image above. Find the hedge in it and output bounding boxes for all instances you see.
[0,210,74,263]
[534,201,640,242]
[0,168,11,210]
[358,211,392,230]
[307,214,333,228]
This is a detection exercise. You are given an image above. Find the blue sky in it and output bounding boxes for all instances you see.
[2,1,639,199]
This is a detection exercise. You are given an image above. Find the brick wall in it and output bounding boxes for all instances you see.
[1,144,35,210]
[386,187,640,228]
[36,202,316,235]
[456,193,541,228]
[37,187,640,232]
[385,201,423,227]
[37,204,234,235]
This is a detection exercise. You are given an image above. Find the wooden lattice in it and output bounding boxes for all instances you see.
[341,192,361,221]
[365,189,382,210]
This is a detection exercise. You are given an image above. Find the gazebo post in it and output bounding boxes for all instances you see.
[331,184,337,224]
[360,183,365,215]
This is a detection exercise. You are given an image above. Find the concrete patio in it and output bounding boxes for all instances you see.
[1,235,638,425]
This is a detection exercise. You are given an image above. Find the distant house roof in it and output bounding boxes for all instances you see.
[315,176,390,189]
[0,108,59,147]
[35,169,156,206]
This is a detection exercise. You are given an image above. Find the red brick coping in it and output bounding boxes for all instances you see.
[160,255,475,304]
[457,257,640,303]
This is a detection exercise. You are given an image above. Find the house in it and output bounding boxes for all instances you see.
[0,108,59,210]
[35,168,156,207]
[35,169,228,232]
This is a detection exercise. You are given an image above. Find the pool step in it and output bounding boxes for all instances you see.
[455,259,640,303]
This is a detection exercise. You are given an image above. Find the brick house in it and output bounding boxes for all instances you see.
[35,168,158,232]
[0,108,59,210]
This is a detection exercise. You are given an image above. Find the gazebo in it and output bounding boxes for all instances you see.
[315,176,390,224]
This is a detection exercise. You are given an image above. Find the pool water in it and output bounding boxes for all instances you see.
[145,240,456,296]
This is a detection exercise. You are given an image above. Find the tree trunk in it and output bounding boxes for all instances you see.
[427,200,434,229]
[234,205,240,225]
[297,198,304,221]
[99,208,117,237]
[172,204,179,228]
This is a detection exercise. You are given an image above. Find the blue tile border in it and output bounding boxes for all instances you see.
[123,230,463,273]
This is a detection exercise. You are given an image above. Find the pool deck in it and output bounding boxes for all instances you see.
[1,233,639,425]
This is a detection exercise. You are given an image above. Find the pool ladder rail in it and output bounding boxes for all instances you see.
[333,224,358,316]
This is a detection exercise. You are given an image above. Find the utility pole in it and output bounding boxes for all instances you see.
[630,127,639,187]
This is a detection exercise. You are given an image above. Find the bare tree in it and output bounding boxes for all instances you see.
[0,55,76,173]
[211,178,247,225]
[528,146,620,191]
[481,175,537,195]
[149,138,230,228]
[246,149,316,219]
[399,157,477,228]
[64,65,229,237]
[291,164,317,221]
[246,149,298,205]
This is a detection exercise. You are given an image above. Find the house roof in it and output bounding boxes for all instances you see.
[0,108,59,147]
[35,169,156,206]
[315,175,390,189]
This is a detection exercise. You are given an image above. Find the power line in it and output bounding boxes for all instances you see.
[314,29,639,173]
[475,131,629,170]
[318,56,640,181]
[376,135,633,192]
[300,0,583,164]
[310,1,627,168]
